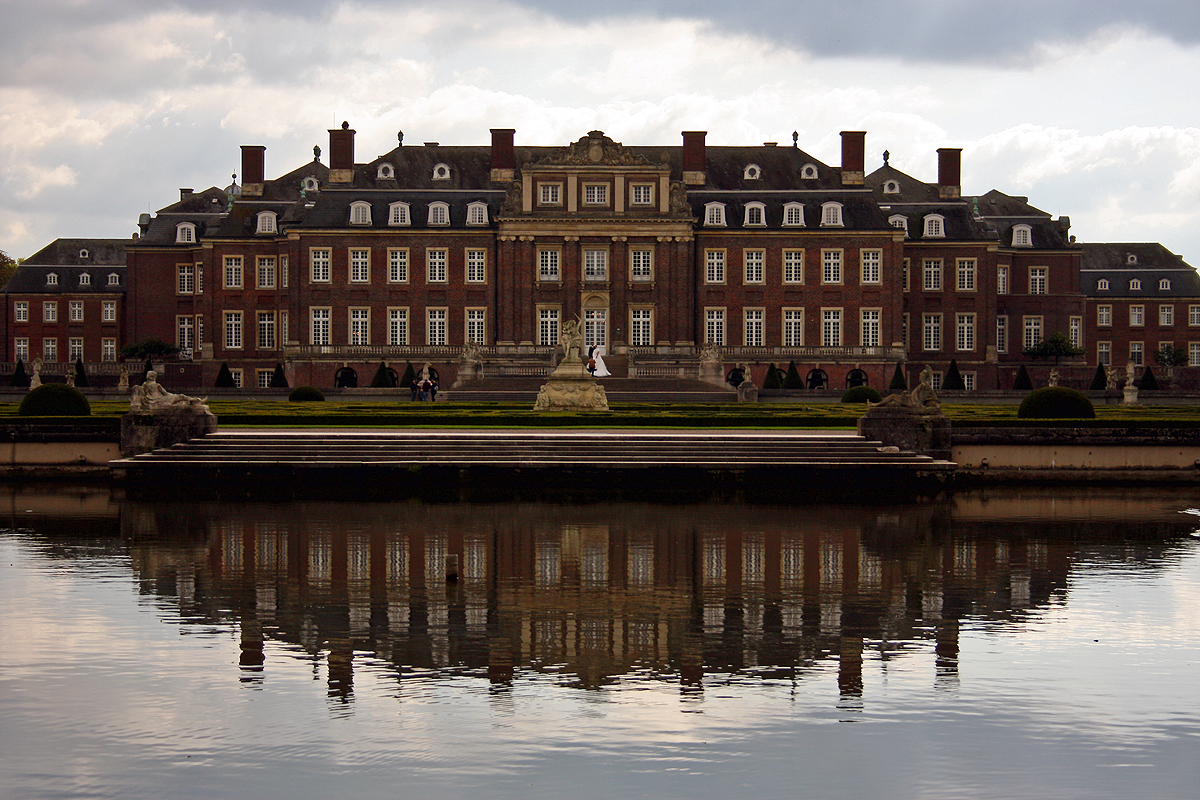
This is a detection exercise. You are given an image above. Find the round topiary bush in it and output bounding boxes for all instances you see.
[1017,387,1095,419]
[18,383,92,416]
[841,385,883,404]
[288,385,325,402]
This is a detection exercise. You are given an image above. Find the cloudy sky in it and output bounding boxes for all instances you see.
[2,0,1198,262]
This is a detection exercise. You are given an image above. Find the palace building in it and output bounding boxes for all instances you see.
[3,123,1198,391]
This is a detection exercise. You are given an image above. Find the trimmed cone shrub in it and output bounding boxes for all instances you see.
[18,383,91,416]
[400,362,417,389]
[841,385,883,403]
[762,363,782,390]
[942,359,966,391]
[74,358,88,387]
[1017,386,1095,419]
[141,357,153,384]
[1089,363,1108,390]
[370,361,394,388]
[888,363,908,392]
[288,385,325,402]
[214,362,236,388]
[10,359,30,388]
[783,361,803,390]
[270,363,288,388]
[1139,366,1159,390]
[1013,365,1033,390]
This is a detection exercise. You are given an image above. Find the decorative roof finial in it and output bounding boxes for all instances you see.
[313,144,321,162]
[341,121,349,130]
[397,130,404,146]
[883,150,890,166]
[792,131,798,147]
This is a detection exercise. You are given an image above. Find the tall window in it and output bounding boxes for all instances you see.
[783,309,804,347]
[821,202,843,227]
[466,202,488,226]
[922,259,942,291]
[310,249,331,283]
[630,248,653,281]
[744,309,764,347]
[822,309,843,347]
[997,266,1009,295]
[257,311,276,350]
[956,259,976,291]
[1190,305,1200,326]
[922,314,942,351]
[426,249,448,283]
[426,203,449,226]
[1130,341,1144,366]
[1098,341,1111,366]
[1029,267,1047,294]
[783,250,804,284]
[538,308,560,347]
[861,250,882,284]
[256,256,276,289]
[68,337,84,363]
[1160,305,1175,326]
[14,338,28,361]
[584,310,606,349]
[43,301,57,322]
[539,249,560,282]
[102,301,116,322]
[102,338,115,363]
[349,308,370,345]
[923,214,945,238]
[996,316,1008,354]
[389,249,409,283]
[1098,305,1112,326]
[388,309,408,346]
[1130,305,1145,327]
[427,308,447,346]
[350,202,372,225]
[389,203,410,226]
[783,203,804,227]
[744,250,765,284]
[177,263,195,294]
[14,301,27,322]
[43,338,57,362]
[69,301,83,322]
[310,308,331,345]
[466,309,486,344]
[956,313,976,351]
[706,309,726,346]
[744,203,765,226]
[630,308,652,346]
[822,250,842,284]
[224,256,243,289]
[705,250,725,283]
[583,249,608,281]
[349,249,370,283]
[1190,343,1200,367]
[177,316,195,350]
[466,249,487,283]
[1023,316,1043,350]
[224,311,243,349]
[704,203,726,227]
[1069,316,1082,348]
[861,309,881,348]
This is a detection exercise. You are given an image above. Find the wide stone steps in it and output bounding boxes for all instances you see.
[443,377,734,403]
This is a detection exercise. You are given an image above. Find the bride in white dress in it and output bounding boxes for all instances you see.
[591,344,612,377]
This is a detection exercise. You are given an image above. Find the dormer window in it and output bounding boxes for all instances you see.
[176,222,196,244]
[801,163,818,179]
[923,214,945,238]
[1130,279,1142,291]
[78,273,91,286]
[744,202,766,226]
[883,180,900,194]
[889,214,909,234]
[704,202,726,227]
[782,202,805,227]
[820,202,843,227]
[302,177,320,193]
[78,249,89,259]
[107,273,120,286]
[388,202,411,226]
[466,202,488,226]
[349,201,372,226]
[1127,254,1138,265]
[1012,224,1032,247]
[1097,278,1110,291]
[1159,278,1171,291]
[432,163,451,181]
[256,211,277,234]
[46,272,58,286]
[743,164,761,180]
[428,202,450,226]
[377,163,394,180]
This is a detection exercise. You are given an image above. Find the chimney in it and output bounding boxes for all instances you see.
[682,131,707,185]
[179,188,193,201]
[240,146,265,196]
[490,128,515,183]
[937,147,962,199]
[328,122,356,184]
[840,131,865,185]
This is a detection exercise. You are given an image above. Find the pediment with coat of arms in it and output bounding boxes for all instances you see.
[536,131,655,167]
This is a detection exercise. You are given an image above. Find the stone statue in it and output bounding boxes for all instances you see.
[117,364,130,391]
[419,362,432,383]
[872,365,940,409]
[1126,361,1136,385]
[559,319,583,363]
[459,341,482,366]
[66,371,76,388]
[129,370,208,413]
[30,356,42,389]
[1106,366,1120,390]
[1048,368,1060,387]
[699,341,722,363]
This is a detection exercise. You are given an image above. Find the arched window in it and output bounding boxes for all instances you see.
[1012,224,1032,247]
[256,211,277,234]
[782,202,805,227]
[428,202,450,226]
[889,214,909,234]
[388,202,411,226]
[1130,279,1142,291]
[349,201,372,225]
[466,201,488,226]
[1159,278,1171,291]
[79,273,91,286]
[923,214,946,238]
[820,202,843,227]
[743,202,766,226]
[432,163,451,180]
[743,164,761,180]
[1097,278,1110,291]
[704,202,726,227]
[801,163,818,179]
[176,222,196,244]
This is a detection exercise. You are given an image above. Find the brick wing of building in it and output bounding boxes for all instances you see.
[4,123,1198,391]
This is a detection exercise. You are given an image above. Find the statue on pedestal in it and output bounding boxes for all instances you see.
[559,319,584,364]
[130,371,209,413]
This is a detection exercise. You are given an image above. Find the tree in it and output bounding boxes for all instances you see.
[942,359,966,391]
[1013,365,1033,390]
[0,249,18,289]
[10,358,30,388]
[888,363,908,392]
[270,363,288,388]
[400,362,417,390]
[761,363,782,390]
[783,360,803,390]
[121,337,180,360]
[1089,363,1108,390]
[74,358,88,387]
[1139,366,1160,390]
[1153,345,1189,368]
[1022,331,1084,366]
[370,361,395,388]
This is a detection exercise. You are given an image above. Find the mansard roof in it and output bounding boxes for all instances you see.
[687,191,890,230]
[1080,243,1200,296]
[23,238,128,266]
[298,190,505,229]
[865,164,942,202]
[4,263,126,294]
[878,203,996,242]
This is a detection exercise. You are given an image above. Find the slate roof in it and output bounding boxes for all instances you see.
[1080,243,1200,297]
[686,192,889,231]
[23,238,129,266]
[4,263,126,294]
[297,190,506,230]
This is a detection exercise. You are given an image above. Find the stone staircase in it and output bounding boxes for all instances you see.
[444,376,734,403]
[111,429,956,500]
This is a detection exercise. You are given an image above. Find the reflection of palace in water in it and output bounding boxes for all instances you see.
[106,492,1194,705]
